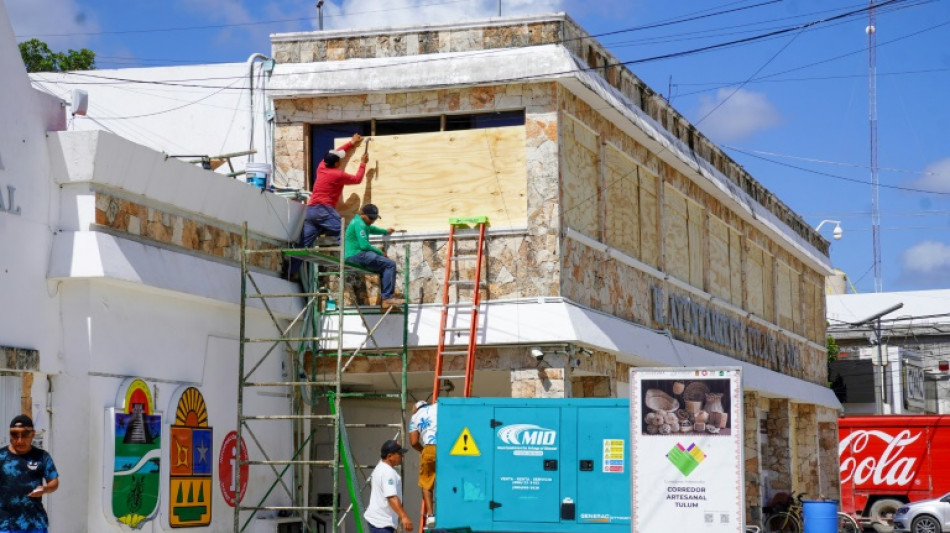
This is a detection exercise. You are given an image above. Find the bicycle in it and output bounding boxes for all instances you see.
[762,492,862,533]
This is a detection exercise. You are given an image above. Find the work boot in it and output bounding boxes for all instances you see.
[314,236,339,247]
[381,298,405,312]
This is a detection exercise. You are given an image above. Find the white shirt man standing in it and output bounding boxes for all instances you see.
[365,440,413,533]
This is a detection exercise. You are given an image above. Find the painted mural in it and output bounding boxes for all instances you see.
[169,387,213,528]
[112,379,162,529]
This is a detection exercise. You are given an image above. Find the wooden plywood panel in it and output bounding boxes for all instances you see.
[729,229,742,306]
[687,199,704,288]
[561,116,600,238]
[708,216,732,301]
[639,171,659,268]
[777,262,793,330]
[747,244,765,317]
[663,186,689,281]
[334,126,527,232]
[605,144,639,258]
[790,267,801,334]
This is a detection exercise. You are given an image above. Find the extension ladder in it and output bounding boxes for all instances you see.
[431,216,488,400]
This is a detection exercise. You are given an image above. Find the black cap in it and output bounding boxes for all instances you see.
[380,439,408,458]
[362,203,381,221]
[10,415,33,429]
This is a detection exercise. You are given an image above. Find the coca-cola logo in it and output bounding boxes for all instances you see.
[839,430,921,487]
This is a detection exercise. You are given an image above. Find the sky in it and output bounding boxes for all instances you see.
[7,0,950,293]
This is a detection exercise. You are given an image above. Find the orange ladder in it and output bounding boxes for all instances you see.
[431,216,488,401]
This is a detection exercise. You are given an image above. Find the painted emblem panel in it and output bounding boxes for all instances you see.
[111,379,162,529]
[169,387,212,528]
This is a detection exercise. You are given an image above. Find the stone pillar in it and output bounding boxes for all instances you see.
[793,403,819,497]
[764,398,792,497]
[743,391,763,525]
[511,366,571,398]
[571,376,613,398]
[817,405,841,500]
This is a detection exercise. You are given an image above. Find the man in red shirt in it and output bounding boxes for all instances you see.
[302,133,369,246]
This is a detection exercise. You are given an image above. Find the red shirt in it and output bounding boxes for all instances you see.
[307,141,367,207]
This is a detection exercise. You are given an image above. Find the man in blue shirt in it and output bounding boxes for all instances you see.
[344,204,405,311]
[0,415,59,533]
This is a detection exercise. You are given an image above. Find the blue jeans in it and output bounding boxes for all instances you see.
[347,251,397,300]
[301,204,341,246]
[367,526,394,533]
[290,205,342,276]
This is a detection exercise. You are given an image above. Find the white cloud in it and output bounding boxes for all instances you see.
[7,0,100,48]
[322,0,563,32]
[906,158,950,194]
[897,241,950,289]
[695,88,781,143]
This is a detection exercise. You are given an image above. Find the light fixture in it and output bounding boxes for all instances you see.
[815,219,843,240]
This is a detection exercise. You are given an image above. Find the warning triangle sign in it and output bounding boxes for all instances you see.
[449,427,481,456]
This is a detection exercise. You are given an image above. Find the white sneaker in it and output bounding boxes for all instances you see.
[425,515,436,528]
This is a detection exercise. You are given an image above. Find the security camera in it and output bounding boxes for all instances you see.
[833,224,843,240]
[530,347,545,361]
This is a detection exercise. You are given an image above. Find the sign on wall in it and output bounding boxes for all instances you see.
[169,387,213,528]
[218,430,248,507]
[630,367,744,533]
[110,379,162,529]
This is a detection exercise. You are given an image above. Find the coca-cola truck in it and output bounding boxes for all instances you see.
[838,415,950,527]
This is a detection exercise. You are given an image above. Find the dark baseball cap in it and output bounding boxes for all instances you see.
[10,415,34,429]
[380,439,408,457]
[362,203,381,221]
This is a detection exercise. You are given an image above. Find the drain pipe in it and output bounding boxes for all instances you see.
[246,53,272,163]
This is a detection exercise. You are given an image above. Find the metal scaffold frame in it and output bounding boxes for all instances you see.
[237,221,409,533]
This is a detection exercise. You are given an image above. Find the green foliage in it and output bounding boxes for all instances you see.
[18,38,96,72]
[826,333,840,388]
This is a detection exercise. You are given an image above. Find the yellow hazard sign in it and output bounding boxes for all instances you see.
[450,427,481,456]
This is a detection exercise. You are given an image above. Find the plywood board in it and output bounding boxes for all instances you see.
[639,171,659,268]
[333,126,527,232]
[687,199,704,288]
[746,244,766,318]
[708,216,732,301]
[561,115,600,239]
[729,228,742,307]
[663,186,689,282]
[776,261,793,330]
[605,144,639,259]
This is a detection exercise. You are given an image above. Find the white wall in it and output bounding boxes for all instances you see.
[31,61,279,184]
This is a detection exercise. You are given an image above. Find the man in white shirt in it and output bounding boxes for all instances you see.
[365,439,413,533]
[408,400,438,527]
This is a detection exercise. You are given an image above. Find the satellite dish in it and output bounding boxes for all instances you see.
[70,89,88,116]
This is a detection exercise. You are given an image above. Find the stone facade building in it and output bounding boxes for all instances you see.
[268,13,841,525]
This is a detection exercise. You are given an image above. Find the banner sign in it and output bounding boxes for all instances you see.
[630,367,744,533]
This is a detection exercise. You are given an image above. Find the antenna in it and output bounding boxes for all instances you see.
[867,1,881,292]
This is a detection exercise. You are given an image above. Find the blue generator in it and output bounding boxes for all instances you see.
[435,398,630,532]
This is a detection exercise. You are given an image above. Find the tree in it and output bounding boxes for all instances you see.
[18,38,96,72]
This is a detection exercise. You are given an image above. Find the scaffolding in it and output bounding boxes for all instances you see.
[237,221,409,533]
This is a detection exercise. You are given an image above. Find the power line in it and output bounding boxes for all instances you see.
[721,145,944,176]
[726,146,950,196]
[40,0,907,91]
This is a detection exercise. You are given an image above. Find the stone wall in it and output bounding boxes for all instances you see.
[94,191,284,272]
[557,91,827,384]
[817,405,841,500]
[793,403,820,497]
[744,391,764,524]
[271,15,827,255]
[764,398,792,497]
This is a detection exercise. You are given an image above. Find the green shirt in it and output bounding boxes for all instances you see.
[345,215,389,258]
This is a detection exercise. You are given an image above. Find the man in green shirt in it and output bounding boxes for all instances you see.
[345,204,405,310]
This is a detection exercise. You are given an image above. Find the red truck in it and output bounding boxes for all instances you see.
[838,415,950,528]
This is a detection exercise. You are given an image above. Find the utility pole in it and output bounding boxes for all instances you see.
[867,1,882,292]
[316,0,325,30]
[852,303,903,414]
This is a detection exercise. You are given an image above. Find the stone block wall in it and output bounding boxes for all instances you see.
[793,403,820,498]
[817,405,841,500]
[94,191,283,271]
[744,391,763,524]
[764,398,792,496]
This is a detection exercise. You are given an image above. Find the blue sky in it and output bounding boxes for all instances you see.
[8,0,950,292]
